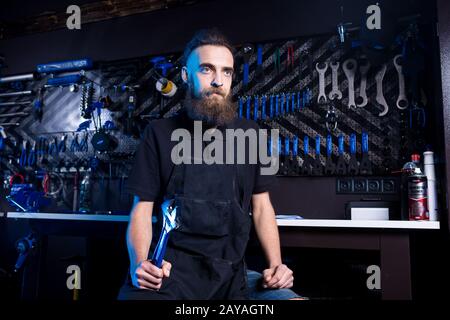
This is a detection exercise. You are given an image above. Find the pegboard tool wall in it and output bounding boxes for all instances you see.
[0,29,437,216]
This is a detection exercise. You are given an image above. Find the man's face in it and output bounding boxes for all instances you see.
[182,45,236,126]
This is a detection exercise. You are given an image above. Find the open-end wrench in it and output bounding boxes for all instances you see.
[393,54,408,110]
[375,64,389,116]
[151,198,178,268]
[356,60,370,107]
[316,62,328,104]
[328,61,342,100]
[342,59,357,109]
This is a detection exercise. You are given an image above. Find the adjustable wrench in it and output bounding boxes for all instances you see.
[151,199,178,268]
[316,62,328,104]
[328,61,342,100]
[342,59,357,109]
[393,54,408,110]
[375,64,389,116]
[356,60,370,107]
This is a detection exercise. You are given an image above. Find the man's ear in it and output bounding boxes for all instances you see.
[181,66,188,84]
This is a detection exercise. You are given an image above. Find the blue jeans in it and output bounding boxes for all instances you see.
[246,269,305,300]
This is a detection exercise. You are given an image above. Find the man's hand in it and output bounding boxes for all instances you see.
[131,259,172,290]
[262,264,294,289]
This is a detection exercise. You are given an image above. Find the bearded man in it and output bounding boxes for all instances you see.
[118,29,299,300]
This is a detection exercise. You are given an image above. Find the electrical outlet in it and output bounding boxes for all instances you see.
[367,179,381,193]
[382,179,396,193]
[336,178,353,193]
[353,178,368,193]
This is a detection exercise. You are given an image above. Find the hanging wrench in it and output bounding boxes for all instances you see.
[375,64,389,116]
[342,59,357,109]
[316,62,328,104]
[393,54,408,110]
[356,60,370,107]
[328,61,342,100]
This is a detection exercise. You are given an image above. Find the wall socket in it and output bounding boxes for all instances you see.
[336,177,397,194]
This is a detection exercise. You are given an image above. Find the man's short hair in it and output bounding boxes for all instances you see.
[183,28,235,65]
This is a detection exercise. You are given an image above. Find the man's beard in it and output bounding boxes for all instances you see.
[184,85,236,127]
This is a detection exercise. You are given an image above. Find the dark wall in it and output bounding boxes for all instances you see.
[0,0,431,75]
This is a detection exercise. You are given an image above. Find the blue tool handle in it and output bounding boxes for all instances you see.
[275,95,279,116]
[304,136,309,155]
[315,136,321,156]
[362,132,369,154]
[338,134,344,155]
[293,136,298,156]
[261,96,266,120]
[285,136,290,155]
[327,135,332,156]
[246,97,251,119]
[281,94,285,115]
[350,133,356,155]
[151,228,170,268]
[254,96,259,121]
[298,92,302,110]
[238,98,243,119]
[257,45,263,65]
[291,92,295,112]
[269,95,274,118]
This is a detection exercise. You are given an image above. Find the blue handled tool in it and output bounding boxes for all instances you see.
[336,134,347,175]
[359,132,372,175]
[324,134,336,175]
[269,95,274,119]
[261,95,267,120]
[312,135,323,175]
[246,96,251,120]
[151,199,178,268]
[19,140,27,167]
[348,133,359,175]
[27,141,36,167]
[253,96,259,121]
[238,97,243,119]
[301,136,312,175]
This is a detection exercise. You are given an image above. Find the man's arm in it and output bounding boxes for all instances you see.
[127,196,171,290]
[251,192,294,289]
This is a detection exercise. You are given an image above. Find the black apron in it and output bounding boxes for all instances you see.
[121,133,252,300]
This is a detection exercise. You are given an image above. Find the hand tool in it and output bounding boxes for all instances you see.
[246,96,251,119]
[0,122,20,126]
[393,54,408,110]
[312,135,323,175]
[47,136,57,156]
[45,74,82,88]
[0,112,29,118]
[329,61,342,100]
[343,59,357,109]
[280,93,285,115]
[325,104,338,132]
[0,90,33,98]
[291,92,296,113]
[336,134,347,175]
[238,97,243,118]
[301,136,313,175]
[0,73,35,83]
[324,134,336,175]
[255,44,265,82]
[316,62,328,104]
[261,95,267,120]
[292,135,300,174]
[359,132,372,175]
[151,199,178,268]
[356,59,370,107]
[269,95,274,119]
[375,64,389,116]
[297,91,302,111]
[275,94,280,117]
[0,126,6,139]
[58,135,67,154]
[79,132,89,152]
[253,95,259,121]
[348,133,359,175]
[37,58,93,74]
[27,140,36,167]
[0,101,32,107]
[70,134,80,152]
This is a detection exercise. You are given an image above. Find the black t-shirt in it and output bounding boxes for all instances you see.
[125,109,276,214]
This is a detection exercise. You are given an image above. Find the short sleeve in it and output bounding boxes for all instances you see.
[125,124,161,201]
